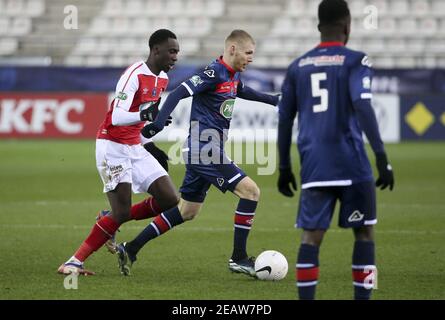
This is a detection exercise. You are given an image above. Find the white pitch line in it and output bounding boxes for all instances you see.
[0,224,443,235]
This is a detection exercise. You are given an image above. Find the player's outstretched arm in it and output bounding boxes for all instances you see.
[141,85,191,138]
[237,84,280,106]
[354,99,394,190]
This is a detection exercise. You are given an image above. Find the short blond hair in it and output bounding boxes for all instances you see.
[225,29,255,46]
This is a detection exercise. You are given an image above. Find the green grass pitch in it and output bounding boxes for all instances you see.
[0,140,444,300]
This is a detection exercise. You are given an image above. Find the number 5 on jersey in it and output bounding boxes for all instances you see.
[311,72,328,113]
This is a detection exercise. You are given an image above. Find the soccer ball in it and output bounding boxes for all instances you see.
[254,250,288,281]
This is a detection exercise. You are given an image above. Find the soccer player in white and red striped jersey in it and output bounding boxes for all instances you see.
[58,29,183,275]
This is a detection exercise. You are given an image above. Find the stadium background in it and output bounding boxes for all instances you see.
[0,0,444,300]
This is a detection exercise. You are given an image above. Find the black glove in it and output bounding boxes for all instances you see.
[277,167,297,197]
[141,122,161,138]
[140,99,161,122]
[143,142,169,172]
[375,152,394,191]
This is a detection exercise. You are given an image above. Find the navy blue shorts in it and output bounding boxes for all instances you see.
[179,162,246,203]
[296,181,376,229]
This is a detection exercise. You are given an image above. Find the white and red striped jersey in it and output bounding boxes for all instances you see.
[97,61,169,145]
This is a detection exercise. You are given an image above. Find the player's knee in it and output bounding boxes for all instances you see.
[354,226,374,241]
[158,192,180,211]
[301,229,325,247]
[242,182,260,201]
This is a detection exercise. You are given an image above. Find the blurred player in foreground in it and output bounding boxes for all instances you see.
[115,30,279,277]
[277,0,394,299]
[58,29,181,275]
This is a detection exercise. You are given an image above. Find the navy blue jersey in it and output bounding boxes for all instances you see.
[181,57,242,152]
[279,42,374,188]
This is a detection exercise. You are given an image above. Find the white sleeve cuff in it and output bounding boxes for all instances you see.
[111,106,141,126]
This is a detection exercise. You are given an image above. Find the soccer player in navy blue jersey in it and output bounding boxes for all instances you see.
[277,0,394,300]
[115,30,279,277]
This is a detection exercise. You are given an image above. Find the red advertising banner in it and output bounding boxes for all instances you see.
[0,93,109,138]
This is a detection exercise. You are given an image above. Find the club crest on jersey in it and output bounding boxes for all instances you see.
[190,75,204,87]
[217,178,225,186]
[116,92,127,100]
[348,210,364,222]
[203,69,215,78]
[220,99,235,119]
[152,88,157,96]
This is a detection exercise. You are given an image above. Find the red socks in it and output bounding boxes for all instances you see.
[73,197,161,262]
[74,216,120,262]
[130,197,162,220]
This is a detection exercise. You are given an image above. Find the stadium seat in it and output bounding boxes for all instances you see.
[427,39,445,54]
[395,57,416,68]
[184,0,205,16]
[363,39,385,54]
[285,0,306,17]
[271,55,291,68]
[25,0,45,17]
[437,57,445,68]
[0,38,18,55]
[111,17,131,35]
[388,0,409,17]
[151,16,171,30]
[421,56,437,68]
[173,17,192,36]
[271,18,294,36]
[97,38,114,54]
[398,18,418,36]
[260,38,282,54]
[131,17,151,35]
[406,39,426,54]
[85,55,107,67]
[74,38,97,54]
[103,0,125,17]
[294,18,314,36]
[164,0,184,16]
[64,55,84,66]
[108,55,127,67]
[251,55,269,68]
[180,38,200,55]
[372,0,388,16]
[125,0,145,17]
[192,17,212,36]
[373,56,394,68]
[0,17,9,36]
[89,17,111,35]
[412,0,431,17]
[145,0,163,16]
[4,0,24,16]
[10,17,32,36]
[419,18,438,36]
[205,0,225,17]
[431,0,445,17]
[379,18,397,37]
[437,18,445,37]
[386,38,406,54]
[349,0,366,18]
